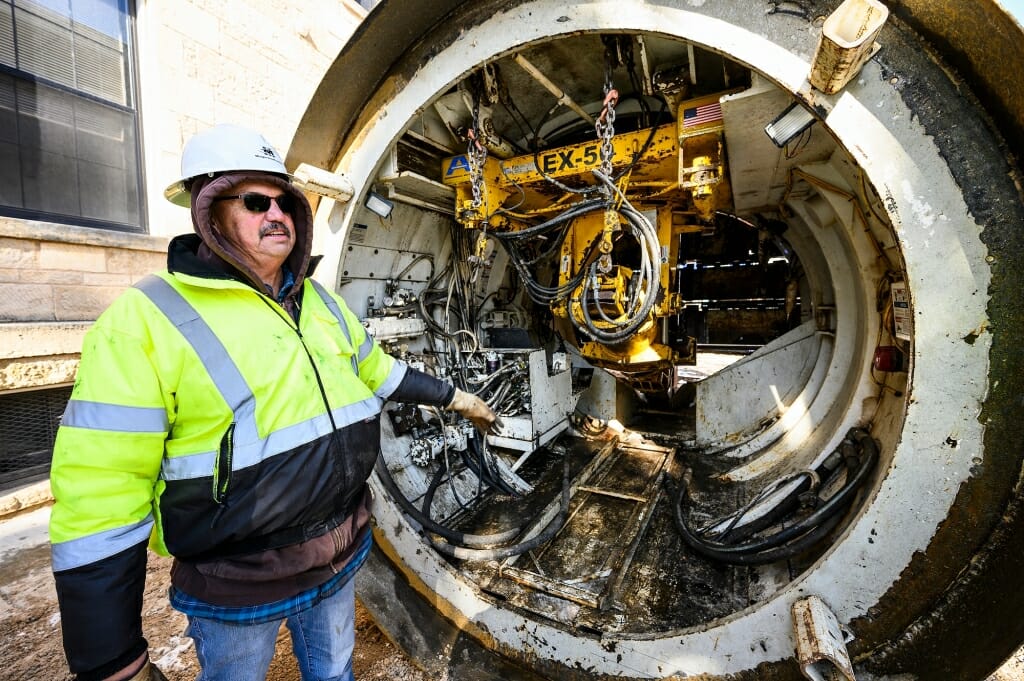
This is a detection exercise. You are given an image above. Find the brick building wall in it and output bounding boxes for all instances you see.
[0,1,366,488]
[0,217,166,391]
[137,0,367,239]
[0,0,364,392]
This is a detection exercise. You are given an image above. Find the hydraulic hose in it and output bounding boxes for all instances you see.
[672,429,878,565]
[456,436,514,497]
[496,197,606,240]
[426,453,571,560]
[375,457,521,548]
[375,451,572,560]
[468,436,522,497]
[570,191,661,342]
[420,459,523,547]
[708,469,818,543]
[493,200,605,305]
[457,446,490,494]
[493,179,662,327]
[673,499,848,566]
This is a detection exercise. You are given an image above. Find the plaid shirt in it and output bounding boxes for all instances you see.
[169,531,372,625]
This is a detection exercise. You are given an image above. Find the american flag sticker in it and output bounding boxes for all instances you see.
[682,102,722,128]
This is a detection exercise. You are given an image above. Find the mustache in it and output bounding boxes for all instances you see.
[259,222,291,238]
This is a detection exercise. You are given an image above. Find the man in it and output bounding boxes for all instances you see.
[49,124,497,681]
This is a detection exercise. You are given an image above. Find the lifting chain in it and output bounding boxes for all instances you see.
[467,99,488,215]
[466,97,492,282]
[595,67,618,179]
[596,55,620,272]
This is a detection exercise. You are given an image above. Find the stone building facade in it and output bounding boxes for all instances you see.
[0,0,366,491]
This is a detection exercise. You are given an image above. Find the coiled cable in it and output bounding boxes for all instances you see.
[374,451,571,560]
[671,428,878,565]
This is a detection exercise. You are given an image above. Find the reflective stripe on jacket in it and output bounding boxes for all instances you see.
[51,270,402,565]
[48,262,432,678]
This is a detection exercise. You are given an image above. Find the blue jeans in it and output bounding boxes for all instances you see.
[185,578,356,681]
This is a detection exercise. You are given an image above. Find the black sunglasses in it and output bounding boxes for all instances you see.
[213,192,296,214]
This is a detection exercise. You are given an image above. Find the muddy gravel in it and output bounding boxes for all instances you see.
[0,506,427,681]
[2,504,1022,680]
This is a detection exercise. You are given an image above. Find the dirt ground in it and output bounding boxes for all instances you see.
[1,504,1022,681]
[0,506,427,681]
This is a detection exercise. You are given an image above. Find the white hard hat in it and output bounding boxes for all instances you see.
[164,124,291,207]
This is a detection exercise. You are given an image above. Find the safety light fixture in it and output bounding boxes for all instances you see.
[365,190,394,218]
[873,345,906,373]
[764,102,817,148]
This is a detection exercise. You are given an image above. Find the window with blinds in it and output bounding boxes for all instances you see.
[0,0,142,232]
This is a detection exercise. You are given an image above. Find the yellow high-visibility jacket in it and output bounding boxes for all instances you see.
[49,235,453,678]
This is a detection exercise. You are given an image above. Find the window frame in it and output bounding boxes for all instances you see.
[0,0,146,234]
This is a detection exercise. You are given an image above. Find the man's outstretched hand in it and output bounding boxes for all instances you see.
[446,388,503,434]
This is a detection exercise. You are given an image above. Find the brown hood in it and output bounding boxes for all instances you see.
[189,172,314,297]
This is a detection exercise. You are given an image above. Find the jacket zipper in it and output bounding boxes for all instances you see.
[255,293,346,486]
[210,422,235,527]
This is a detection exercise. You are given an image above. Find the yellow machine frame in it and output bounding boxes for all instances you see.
[441,93,733,389]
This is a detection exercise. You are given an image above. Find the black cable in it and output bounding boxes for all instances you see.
[671,429,877,564]
[426,452,571,560]
[431,422,517,499]
[609,97,667,182]
[375,450,572,560]
[712,470,818,543]
[392,253,435,283]
[476,436,522,497]
[568,196,661,342]
[500,239,596,305]
[419,291,469,338]
[491,198,611,305]
[375,457,520,549]
[493,197,606,240]
[672,498,848,566]
[516,221,574,267]
[420,456,523,546]
[499,97,535,153]
[450,225,476,335]
[417,293,458,338]
[527,102,603,198]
